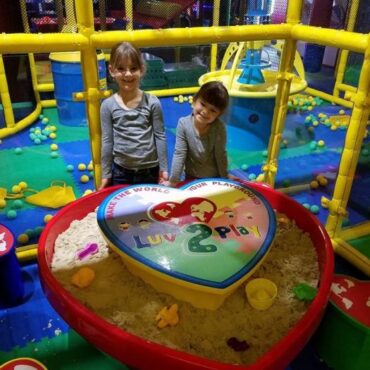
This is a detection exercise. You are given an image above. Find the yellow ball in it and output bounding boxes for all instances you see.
[83,189,93,196]
[318,177,328,186]
[80,174,90,183]
[49,125,57,132]
[310,180,319,189]
[330,125,337,131]
[50,143,58,151]
[18,181,28,189]
[313,120,319,126]
[44,214,53,223]
[339,109,345,115]
[49,132,57,139]
[317,140,325,147]
[78,163,87,171]
[87,162,94,171]
[17,233,29,244]
[0,198,6,208]
[12,185,21,193]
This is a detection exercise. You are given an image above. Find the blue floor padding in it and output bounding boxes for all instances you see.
[0,264,69,352]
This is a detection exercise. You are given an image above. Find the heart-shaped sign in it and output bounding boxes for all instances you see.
[97,179,276,309]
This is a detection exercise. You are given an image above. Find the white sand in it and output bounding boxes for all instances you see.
[52,211,319,366]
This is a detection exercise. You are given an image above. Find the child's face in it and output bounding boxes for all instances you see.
[193,98,222,125]
[109,57,143,93]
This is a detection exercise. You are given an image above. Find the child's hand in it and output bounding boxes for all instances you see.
[98,178,111,190]
[228,174,240,182]
[159,171,169,184]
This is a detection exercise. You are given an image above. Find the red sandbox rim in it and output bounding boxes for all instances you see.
[38,181,334,370]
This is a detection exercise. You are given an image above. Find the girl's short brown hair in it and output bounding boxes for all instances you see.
[194,81,229,112]
[109,42,145,72]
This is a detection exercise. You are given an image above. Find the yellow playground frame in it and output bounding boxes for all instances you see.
[0,0,369,275]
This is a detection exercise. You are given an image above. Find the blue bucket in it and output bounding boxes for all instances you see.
[50,51,107,126]
[0,224,24,308]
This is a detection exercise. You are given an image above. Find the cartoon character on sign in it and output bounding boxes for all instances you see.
[150,197,216,226]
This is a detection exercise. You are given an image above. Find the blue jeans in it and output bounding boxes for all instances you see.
[112,163,159,185]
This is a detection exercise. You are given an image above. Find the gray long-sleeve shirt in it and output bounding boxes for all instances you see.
[169,114,228,182]
[100,92,168,179]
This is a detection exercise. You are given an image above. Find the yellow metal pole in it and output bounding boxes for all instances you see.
[0,33,88,54]
[91,24,292,49]
[291,25,367,53]
[125,0,133,31]
[263,0,303,186]
[0,54,15,127]
[332,239,370,277]
[210,0,220,72]
[75,0,105,190]
[333,0,361,97]
[305,86,353,108]
[325,33,370,239]
[64,0,77,32]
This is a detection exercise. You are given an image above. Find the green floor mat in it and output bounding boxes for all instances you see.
[0,329,130,370]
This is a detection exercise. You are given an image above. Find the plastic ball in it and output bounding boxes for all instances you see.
[309,141,317,150]
[50,143,58,151]
[302,203,310,209]
[34,138,41,145]
[78,163,87,171]
[66,164,74,172]
[83,189,93,196]
[339,109,345,115]
[241,164,249,171]
[310,205,320,214]
[25,228,35,237]
[49,125,57,132]
[17,233,29,244]
[50,151,59,158]
[13,199,23,209]
[317,140,325,147]
[0,199,6,208]
[317,177,328,186]
[41,117,49,124]
[14,147,23,155]
[12,185,21,193]
[80,174,90,183]
[310,180,319,189]
[44,214,53,223]
[361,148,369,156]
[173,97,179,102]
[49,132,57,139]
[34,226,44,235]
[18,181,28,189]
[248,173,257,180]
[87,162,94,171]
[6,210,17,219]
[38,114,44,120]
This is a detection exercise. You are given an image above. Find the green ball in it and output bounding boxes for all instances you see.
[50,151,59,158]
[310,205,320,214]
[13,200,23,209]
[66,164,74,172]
[15,147,23,155]
[6,210,17,219]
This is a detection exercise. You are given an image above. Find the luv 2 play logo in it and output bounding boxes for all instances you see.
[149,197,217,226]
[98,179,276,288]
